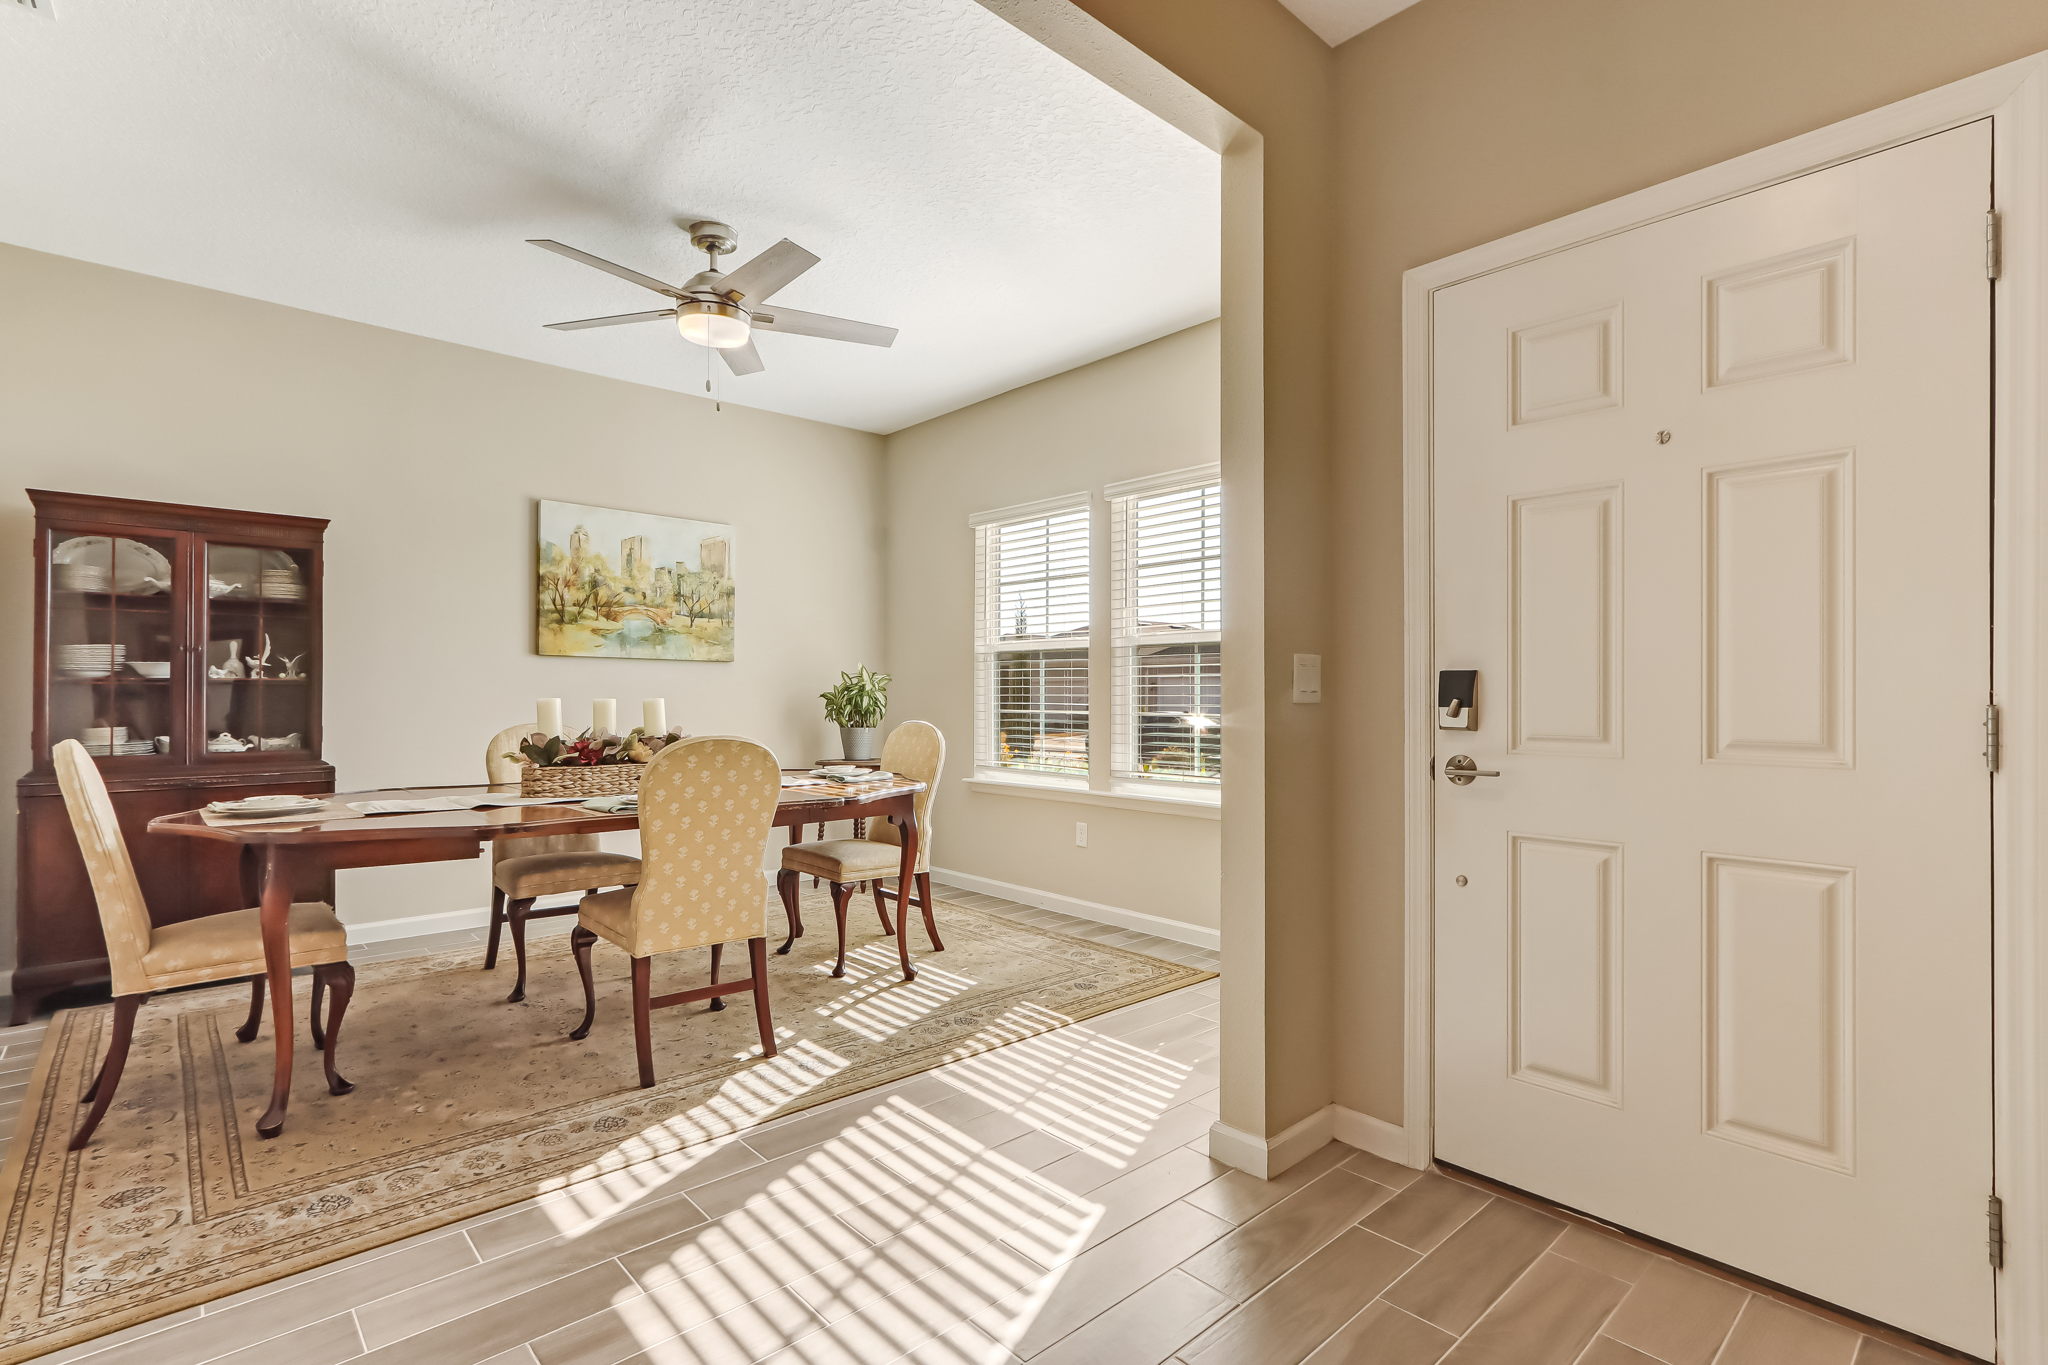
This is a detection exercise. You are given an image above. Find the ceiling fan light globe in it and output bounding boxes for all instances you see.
[676,300,752,350]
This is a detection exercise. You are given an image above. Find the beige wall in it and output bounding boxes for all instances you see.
[1326,0,2048,1122]
[0,244,885,972]
[1064,0,1340,1139]
[883,322,1222,933]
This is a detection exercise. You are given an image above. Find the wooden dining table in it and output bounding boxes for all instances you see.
[148,772,926,1138]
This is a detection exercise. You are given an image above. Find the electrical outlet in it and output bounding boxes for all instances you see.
[1075,821,1088,848]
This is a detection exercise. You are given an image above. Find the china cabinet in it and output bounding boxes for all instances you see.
[13,490,334,1021]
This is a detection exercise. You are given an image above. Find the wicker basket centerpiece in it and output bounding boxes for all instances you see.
[507,728,687,798]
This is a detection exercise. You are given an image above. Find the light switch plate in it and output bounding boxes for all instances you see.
[1292,653,1322,703]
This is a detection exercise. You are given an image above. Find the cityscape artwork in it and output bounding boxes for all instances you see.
[535,499,736,661]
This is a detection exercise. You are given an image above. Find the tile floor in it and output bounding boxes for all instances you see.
[0,885,1964,1365]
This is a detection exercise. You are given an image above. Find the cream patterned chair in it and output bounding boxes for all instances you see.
[568,736,783,1086]
[52,739,356,1149]
[777,720,945,979]
[482,724,642,1003]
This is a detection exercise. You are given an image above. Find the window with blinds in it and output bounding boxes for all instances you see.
[1110,474,1222,784]
[973,500,1091,778]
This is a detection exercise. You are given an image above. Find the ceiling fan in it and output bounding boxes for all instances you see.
[527,220,898,376]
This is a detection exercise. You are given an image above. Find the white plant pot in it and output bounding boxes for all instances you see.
[839,726,881,761]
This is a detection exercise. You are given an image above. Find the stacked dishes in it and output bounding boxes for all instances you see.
[77,726,153,756]
[260,567,305,601]
[58,563,110,593]
[58,644,127,677]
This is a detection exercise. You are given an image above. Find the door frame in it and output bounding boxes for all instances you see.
[1400,52,2048,1358]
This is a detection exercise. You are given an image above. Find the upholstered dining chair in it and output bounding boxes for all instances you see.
[777,720,945,979]
[567,736,783,1086]
[51,739,356,1149]
[482,724,642,1003]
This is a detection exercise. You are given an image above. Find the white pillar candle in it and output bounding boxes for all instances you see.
[643,698,668,736]
[536,698,563,737]
[592,698,617,737]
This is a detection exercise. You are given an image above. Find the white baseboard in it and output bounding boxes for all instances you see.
[931,866,1219,950]
[1207,1107,1334,1179]
[1208,1105,1423,1179]
[1332,1105,1418,1166]
[338,898,574,944]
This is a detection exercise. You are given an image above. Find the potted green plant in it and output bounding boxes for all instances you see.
[820,665,890,761]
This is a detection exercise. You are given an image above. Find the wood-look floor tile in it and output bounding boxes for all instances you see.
[355,1212,660,1350]
[1576,1339,1663,1365]
[1340,1149,1427,1191]
[1301,1300,1454,1365]
[1361,1172,1492,1253]
[1381,1197,1564,1334]
[1030,1270,1235,1365]
[1034,1101,1217,1195]
[987,1129,1080,1172]
[1600,1257,1749,1365]
[1853,1337,1951,1365]
[1438,1253,1626,1365]
[199,1312,363,1365]
[1181,1228,1418,1365]
[1182,1141,1353,1226]
[82,1232,476,1364]
[32,1308,205,1365]
[352,1262,637,1365]
[476,1348,540,1365]
[1181,1170,1400,1300]
[1005,1145,1225,1265]
[1550,1224,1651,1283]
[529,1284,821,1365]
[973,1199,1233,1358]
[1714,1296,1861,1365]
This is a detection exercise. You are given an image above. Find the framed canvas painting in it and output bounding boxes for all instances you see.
[536,499,735,661]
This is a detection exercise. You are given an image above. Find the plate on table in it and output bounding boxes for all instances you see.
[52,537,172,595]
[207,795,325,817]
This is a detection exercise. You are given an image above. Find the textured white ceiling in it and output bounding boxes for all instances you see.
[1276,0,1425,46]
[0,0,1219,433]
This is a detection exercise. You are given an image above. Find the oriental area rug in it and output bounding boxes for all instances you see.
[0,898,1210,1362]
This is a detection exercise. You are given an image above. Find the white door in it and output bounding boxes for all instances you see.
[1431,122,1994,1354]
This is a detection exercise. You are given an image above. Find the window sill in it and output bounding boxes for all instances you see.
[964,774,1222,819]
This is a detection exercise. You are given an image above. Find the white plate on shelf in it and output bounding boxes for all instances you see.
[52,537,171,595]
[125,661,171,679]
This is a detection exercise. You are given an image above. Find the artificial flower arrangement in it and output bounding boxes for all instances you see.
[508,727,687,768]
[507,728,688,797]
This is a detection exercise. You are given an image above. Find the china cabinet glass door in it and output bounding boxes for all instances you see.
[201,541,317,758]
[47,528,183,763]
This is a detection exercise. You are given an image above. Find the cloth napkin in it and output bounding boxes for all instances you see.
[579,794,640,814]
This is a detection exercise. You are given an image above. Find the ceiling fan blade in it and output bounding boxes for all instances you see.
[544,309,676,331]
[718,239,820,305]
[752,306,898,348]
[527,239,680,297]
[720,338,765,376]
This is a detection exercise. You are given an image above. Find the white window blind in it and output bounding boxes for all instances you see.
[973,500,1091,778]
[1110,475,1222,784]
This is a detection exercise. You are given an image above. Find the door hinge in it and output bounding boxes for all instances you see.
[1990,1193,2006,1269]
[1988,211,2003,280]
[1985,703,2002,773]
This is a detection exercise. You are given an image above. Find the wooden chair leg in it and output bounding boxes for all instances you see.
[775,869,803,954]
[568,926,598,1040]
[309,969,328,1051]
[915,873,943,952]
[707,942,727,1011]
[829,880,856,978]
[483,886,506,970]
[235,975,266,1043]
[747,937,777,1059]
[505,896,538,1003]
[871,880,895,937]
[631,956,655,1088]
[72,994,143,1150]
[316,962,356,1096]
